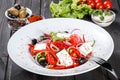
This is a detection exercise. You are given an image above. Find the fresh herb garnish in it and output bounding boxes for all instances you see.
[92,10,113,21]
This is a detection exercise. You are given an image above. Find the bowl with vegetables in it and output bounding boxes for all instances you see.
[91,9,115,27]
[7,18,114,76]
[5,4,32,20]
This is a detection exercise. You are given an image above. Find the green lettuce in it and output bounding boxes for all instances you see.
[50,0,93,19]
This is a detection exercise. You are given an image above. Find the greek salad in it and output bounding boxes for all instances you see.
[28,30,95,69]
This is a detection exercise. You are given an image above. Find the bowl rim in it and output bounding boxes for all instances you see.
[5,7,32,20]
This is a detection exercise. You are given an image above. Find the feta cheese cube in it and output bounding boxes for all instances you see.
[34,43,46,50]
[56,49,73,66]
[56,33,70,38]
[79,42,92,56]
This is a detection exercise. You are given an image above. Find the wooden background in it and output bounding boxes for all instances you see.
[0,0,120,80]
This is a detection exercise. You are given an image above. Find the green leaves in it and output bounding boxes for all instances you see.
[50,0,93,19]
[92,9,112,21]
[50,32,64,41]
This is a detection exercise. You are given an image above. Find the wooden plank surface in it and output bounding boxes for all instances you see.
[4,0,43,80]
[103,0,120,79]
[1,0,120,80]
[0,0,14,80]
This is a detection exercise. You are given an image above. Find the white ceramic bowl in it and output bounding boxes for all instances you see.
[91,10,116,27]
[7,18,114,76]
[5,7,32,20]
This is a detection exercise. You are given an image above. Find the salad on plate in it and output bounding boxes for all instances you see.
[28,30,95,69]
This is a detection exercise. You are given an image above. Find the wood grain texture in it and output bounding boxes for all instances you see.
[0,57,7,80]
[1,0,120,80]
[75,67,106,80]
[40,0,60,18]
[5,0,43,80]
[103,0,120,79]
[0,0,14,80]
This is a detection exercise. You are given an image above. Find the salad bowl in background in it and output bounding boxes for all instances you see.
[7,18,114,76]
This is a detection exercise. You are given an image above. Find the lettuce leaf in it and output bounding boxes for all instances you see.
[50,0,93,19]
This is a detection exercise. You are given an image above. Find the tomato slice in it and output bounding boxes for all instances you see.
[73,61,80,67]
[70,48,83,58]
[70,52,78,58]
[46,53,57,65]
[52,41,69,50]
[69,34,82,46]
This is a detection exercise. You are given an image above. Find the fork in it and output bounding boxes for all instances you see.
[89,56,119,80]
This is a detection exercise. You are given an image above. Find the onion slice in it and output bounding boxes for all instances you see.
[63,41,72,46]
[70,28,80,34]
[50,43,60,52]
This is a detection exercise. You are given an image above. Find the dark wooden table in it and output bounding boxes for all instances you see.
[0,0,120,80]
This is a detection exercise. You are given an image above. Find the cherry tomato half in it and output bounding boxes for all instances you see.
[87,0,94,4]
[104,0,112,9]
[88,1,96,9]
[95,0,102,3]
[96,2,105,9]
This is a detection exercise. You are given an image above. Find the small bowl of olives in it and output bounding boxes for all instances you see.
[5,4,32,20]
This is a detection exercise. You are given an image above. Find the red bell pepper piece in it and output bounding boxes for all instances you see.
[69,34,83,46]
[52,41,69,50]
[54,65,66,69]
[48,50,58,61]
[46,53,57,65]
[70,48,83,58]
[28,44,41,56]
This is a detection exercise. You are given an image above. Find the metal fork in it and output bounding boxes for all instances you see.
[89,56,119,80]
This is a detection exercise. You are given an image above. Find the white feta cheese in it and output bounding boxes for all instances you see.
[56,49,73,66]
[79,42,92,56]
[34,43,46,50]
[56,33,70,38]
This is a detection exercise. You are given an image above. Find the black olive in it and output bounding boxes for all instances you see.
[64,31,69,33]
[26,13,29,17]
[32,39,37,45]
[14,4,21,10]
[79,57,87,64]
[11,15,17,18]
[8,13,17,18]
[39,60,48,67]
[8,13,12,17]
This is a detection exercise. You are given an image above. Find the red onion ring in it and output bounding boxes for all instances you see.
[50,43,60,52]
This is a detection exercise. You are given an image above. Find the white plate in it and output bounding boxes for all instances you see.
[5,7,32,20]
[7,18,114,76]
